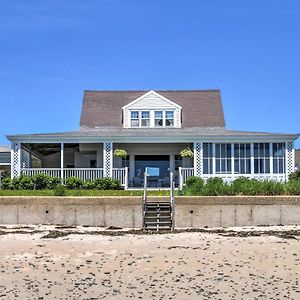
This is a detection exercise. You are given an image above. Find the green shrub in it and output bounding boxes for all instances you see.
[94,177,122,190]
[285,180,300,195]
[260,180,285,196]
[83,180,96,189]
[12,177,21,190]
[1,177,13,190]
[183,176,205,195]
[65,177,83,189]
[33,174,50,190]
[53,184,67,196]
[185,176,204,188]
[289,170,300,181]
[18,175,34,190]
[47,177,61,189]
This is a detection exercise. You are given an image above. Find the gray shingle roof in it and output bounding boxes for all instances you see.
[80,90,225,128]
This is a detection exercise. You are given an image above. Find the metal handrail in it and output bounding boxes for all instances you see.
[170,172,175,231]
[142,171,147,229]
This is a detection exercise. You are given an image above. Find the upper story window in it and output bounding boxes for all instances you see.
[131,111,139,127]
[165,111,174,127]
[141,111,150,127]
[155,111,163,127]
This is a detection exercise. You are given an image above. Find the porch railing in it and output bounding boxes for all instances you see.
[179,167,194,190]
[22,168,61,178]
[21,167,128,189]
[112,167,128,188]
[63,168,104,181]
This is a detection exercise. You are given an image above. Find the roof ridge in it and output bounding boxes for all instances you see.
[84,89,220,93]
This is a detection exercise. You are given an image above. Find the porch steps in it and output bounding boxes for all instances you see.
[143,201,173,230]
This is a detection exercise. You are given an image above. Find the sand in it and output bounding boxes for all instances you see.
[0,225,299,299]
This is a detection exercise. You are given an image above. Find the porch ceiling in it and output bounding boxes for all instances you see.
[23,143,79,156]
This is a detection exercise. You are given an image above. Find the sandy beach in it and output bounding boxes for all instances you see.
[0,225,299,299]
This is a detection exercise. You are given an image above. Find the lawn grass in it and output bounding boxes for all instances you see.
[0,189,171,197]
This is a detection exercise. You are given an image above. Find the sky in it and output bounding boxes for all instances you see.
[0,0,299,147]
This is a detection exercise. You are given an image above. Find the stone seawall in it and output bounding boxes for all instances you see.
[0,196,299,228]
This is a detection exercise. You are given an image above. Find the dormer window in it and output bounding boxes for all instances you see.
[123,91,182,128]
[155,111,163,127]
[131,111,139,127]
[166,111,174,127]
[141,111,150,127]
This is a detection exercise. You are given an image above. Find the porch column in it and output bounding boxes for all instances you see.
[285,141,295,180]
[11,142,21,179]
[193,142,203,177]
[103,142,113,177]
[60,143,64,181]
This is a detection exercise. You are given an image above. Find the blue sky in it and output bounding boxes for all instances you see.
[0,0,299,147]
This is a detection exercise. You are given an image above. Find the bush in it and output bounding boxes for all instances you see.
[202,177,225,196]
[53,184,67,196]
[94,177,122,190]
[1,177,13,190]
[18,175,34,190]
[183,176,205,195]
[47,177,61,189]
[289,170,300,181]
[83,180,96,189]
[33,174,50,190]
[285,180,300,195]
[65,177,83,189]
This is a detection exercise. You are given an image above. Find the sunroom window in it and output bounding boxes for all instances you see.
[165,111,174,127]
[130,111,139,127]
[155,111,163,127]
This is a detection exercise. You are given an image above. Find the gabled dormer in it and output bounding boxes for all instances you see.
[122,90,182,128]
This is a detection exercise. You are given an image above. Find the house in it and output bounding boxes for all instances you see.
[6,90,299,189]
[0,145,11,176]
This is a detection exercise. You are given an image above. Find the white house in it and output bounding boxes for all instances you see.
[6,90,299,189]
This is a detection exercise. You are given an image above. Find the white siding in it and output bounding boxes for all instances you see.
[123,92,181,128]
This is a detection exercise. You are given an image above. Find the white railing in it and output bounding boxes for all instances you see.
[112,167,128,188]
[21,168,61,178]
[179,167,194,190]
[63,168,104,181]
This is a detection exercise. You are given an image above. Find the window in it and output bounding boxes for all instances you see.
[234,144,251,174]
[155,111,163,127]
[131,111,139,127]
[203,143,213,174]
[215,143,231,174]
[273,143,285,173]
[165,111,174,127]
[254,143,270,173]
[141,111,150,127]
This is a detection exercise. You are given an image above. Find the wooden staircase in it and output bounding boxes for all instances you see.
[143,201,173,230]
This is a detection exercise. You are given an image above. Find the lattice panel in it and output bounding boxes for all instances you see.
[11,143,21,178]
[286,141,294,175]
[103,142,113,177]
[21,150,30,168]
[194,142,203,177]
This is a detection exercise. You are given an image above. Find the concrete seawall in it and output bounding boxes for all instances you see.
[0,196,299,228]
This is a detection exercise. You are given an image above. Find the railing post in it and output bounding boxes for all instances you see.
[124,167,129,190]
[60,142,64,182]
[179,167,183,190]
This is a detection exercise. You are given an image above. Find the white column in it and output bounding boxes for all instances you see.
[285,141,295,180]
[212,143,216,176]
[231,143,235,179]
[61,142,64,181]
[250,143,254,177]
[103,142,113,177]
[269,143,273,176]
[193,142,202,177]
[129,154,135,183]
[11,142,21,179]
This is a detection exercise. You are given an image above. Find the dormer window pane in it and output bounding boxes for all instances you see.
[155,111,163,127]
[141,111,150,127]
[131,111,139,127]
[166,111,174,127]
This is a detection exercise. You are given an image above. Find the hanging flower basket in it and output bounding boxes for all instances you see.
[180,147,194,158]
[113,149,127,158]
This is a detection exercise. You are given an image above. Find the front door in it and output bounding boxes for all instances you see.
[133,155,170,188]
